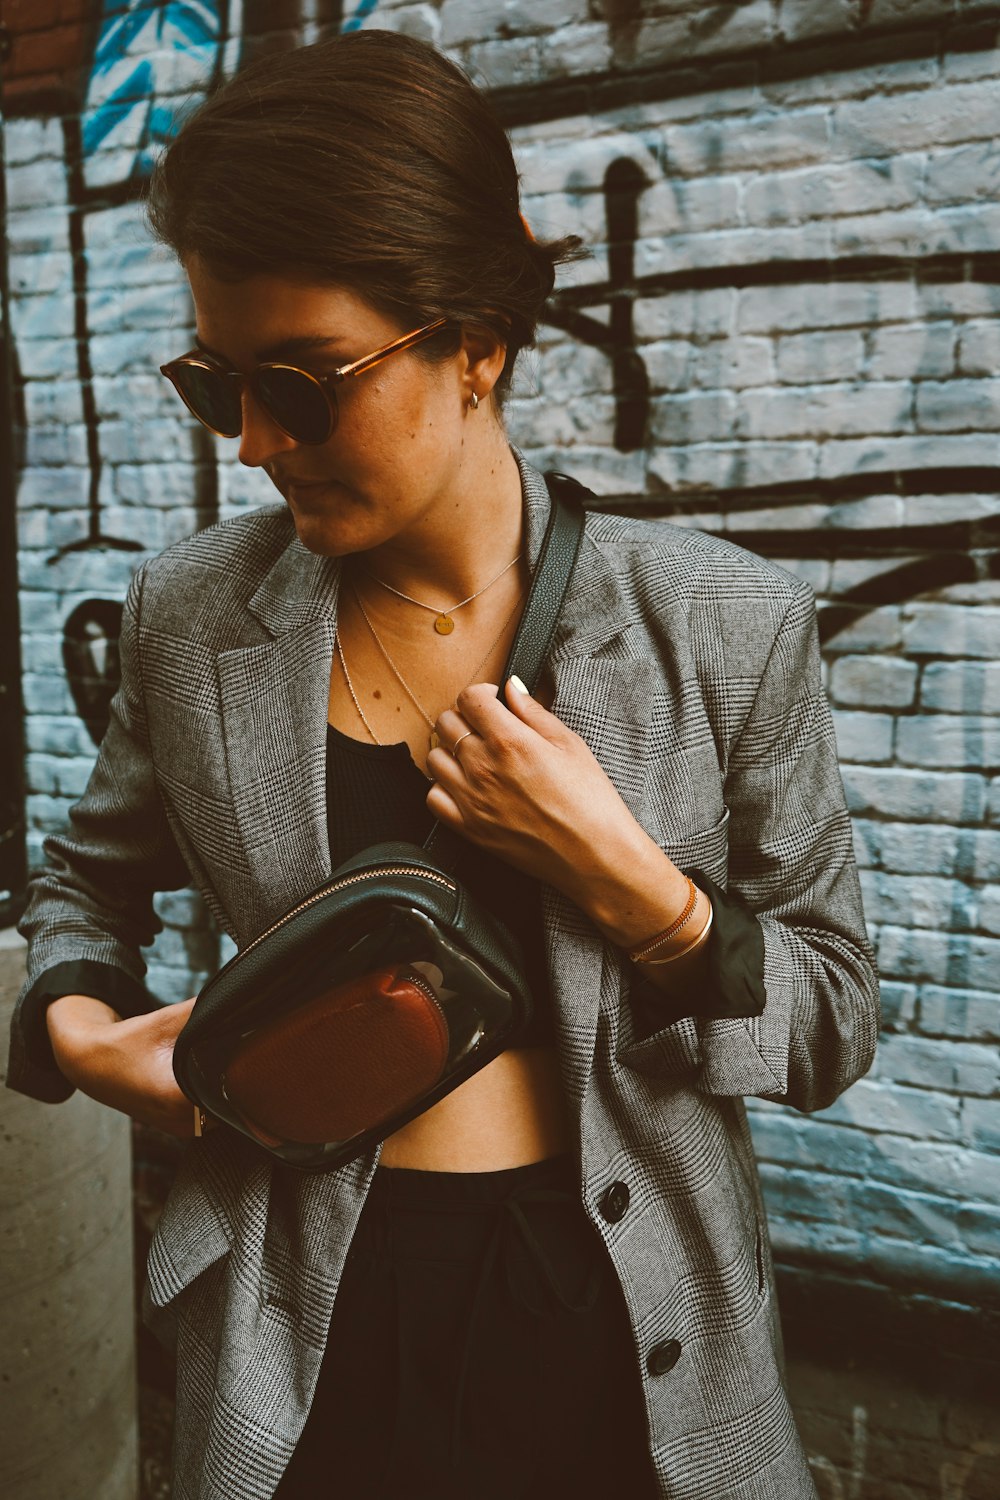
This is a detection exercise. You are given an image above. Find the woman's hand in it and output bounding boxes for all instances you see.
[46,994,203,1139]
[425,678,690,946]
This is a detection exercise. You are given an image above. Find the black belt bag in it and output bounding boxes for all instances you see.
[173,473,588,1172]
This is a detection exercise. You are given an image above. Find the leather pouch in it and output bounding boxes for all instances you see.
[174,837,541,1169]
[224,967,451,1146]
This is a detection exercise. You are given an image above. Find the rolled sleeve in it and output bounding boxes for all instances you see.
[8,563,191,1103]
[697,583,879,1110]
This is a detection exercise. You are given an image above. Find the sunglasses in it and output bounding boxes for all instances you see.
[160,316,449,445]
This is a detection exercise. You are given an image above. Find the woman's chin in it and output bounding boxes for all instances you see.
[284,496,369,558]
[288,512,350,556]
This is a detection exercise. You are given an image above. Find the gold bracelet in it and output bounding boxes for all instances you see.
[635,901,714,966]
[193,1105,207,1138]
[628,879,698,963]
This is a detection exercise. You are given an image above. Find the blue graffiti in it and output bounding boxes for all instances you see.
[82,1,225,182]
[342,0,381,33]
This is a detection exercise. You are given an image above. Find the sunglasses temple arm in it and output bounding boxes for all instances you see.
[336,318,449,380]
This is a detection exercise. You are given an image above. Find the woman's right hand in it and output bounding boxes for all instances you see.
[46,994,202,1139]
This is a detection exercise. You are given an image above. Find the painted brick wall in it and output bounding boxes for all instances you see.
[3,0,999,1410]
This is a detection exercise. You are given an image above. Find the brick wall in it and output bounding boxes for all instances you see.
[3,0,999,1451]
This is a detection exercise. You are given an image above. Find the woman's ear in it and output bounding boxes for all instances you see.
[459,322,509,404]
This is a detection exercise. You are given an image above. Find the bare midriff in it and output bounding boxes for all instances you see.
[378,1045,573,1170]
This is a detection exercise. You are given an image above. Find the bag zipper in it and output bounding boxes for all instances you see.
[227,864,457,971]
[401,969,443,1008]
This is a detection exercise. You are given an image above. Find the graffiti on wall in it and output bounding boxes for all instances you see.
[4,0,382,745]
[6,1,227,743]
[487,10,1000,656]
[5,0,999,740]
[541,147,1000,647]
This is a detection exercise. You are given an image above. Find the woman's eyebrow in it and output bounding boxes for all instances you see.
[193,333,347,363]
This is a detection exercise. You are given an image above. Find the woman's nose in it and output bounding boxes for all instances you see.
[237,386,298,469]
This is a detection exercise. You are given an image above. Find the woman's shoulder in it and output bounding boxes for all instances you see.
[130,504,297,625]
[583,506,813,611]
[572,506,819,680]
[145,503,293,579]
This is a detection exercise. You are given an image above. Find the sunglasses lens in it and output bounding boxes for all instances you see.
[255,367,334,444]
[169,364,242,438]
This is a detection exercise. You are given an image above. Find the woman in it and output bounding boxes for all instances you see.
[8,29,879,1500]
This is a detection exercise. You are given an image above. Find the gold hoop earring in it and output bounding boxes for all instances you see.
[469,391,480,410]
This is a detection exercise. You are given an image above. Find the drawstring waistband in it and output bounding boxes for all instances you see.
[362,1157,604,1474]
[448,1183,603,1470]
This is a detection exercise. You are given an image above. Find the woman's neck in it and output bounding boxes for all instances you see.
[347,435,525,607]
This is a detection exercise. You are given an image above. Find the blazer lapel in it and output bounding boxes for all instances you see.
[517,458,655,1112]
[217,534,341,937]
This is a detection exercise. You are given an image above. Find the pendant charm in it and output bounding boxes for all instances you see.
[429,731,440,750]
[434,614,455,635]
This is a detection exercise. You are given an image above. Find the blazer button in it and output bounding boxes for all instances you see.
[599,1181,630,1223]
[647,1340,682,1376]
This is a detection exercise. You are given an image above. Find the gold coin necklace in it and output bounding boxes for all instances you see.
[337,580,526,758]
[362,551,523,635]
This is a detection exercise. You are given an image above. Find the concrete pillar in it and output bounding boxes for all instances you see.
[0,929,138,1500]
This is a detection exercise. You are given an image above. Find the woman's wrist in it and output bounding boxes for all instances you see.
[628,886,713,965]
[571,824,697,953]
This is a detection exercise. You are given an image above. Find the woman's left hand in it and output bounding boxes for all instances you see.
[425,678,676,932]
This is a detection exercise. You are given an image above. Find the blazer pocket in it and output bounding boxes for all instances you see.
[660,805,730,887]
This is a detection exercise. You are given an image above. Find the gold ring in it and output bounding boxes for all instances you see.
[452,729,475,758]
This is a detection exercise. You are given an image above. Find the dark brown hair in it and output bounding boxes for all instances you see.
[146,29,582,402]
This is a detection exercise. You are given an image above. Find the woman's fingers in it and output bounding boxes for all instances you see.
[448,682,534,752]
[424,675,630,891]
[431,676,567,771]
[424,778,465,826]
[500,674,564,731]
[459,679,567,741]
[432,706,478,756]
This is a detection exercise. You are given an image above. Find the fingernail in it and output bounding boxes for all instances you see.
[508,675,530,695]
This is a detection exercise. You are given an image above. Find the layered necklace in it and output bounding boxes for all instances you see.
[361,550,522,634]
[335,567,526,755]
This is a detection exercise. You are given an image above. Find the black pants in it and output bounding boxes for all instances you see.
[273,1154,658,1499]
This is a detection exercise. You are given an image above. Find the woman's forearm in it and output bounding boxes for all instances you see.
[572,822,693,949]
[45,993,200,1137]
[46,993,122,1044]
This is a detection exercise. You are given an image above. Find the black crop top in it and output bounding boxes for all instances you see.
[325,723,555,1048]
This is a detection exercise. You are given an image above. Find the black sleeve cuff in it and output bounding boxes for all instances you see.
[5,959,156,1103]
[628,870,766,1035]
[694,870,766,1019]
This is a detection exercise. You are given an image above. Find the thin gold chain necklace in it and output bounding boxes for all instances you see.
[336,581,526,755]
[361,551,523,635]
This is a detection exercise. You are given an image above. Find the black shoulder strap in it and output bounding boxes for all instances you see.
[497,470,588,695]
[423,470,589,866]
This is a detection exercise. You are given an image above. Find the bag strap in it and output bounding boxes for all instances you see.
[423,470,589,867]
[498,470,589,695]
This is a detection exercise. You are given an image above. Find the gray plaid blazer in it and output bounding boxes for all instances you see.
[13,454,878,1500]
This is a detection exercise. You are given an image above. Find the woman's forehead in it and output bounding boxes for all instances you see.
[184,257,392,360]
